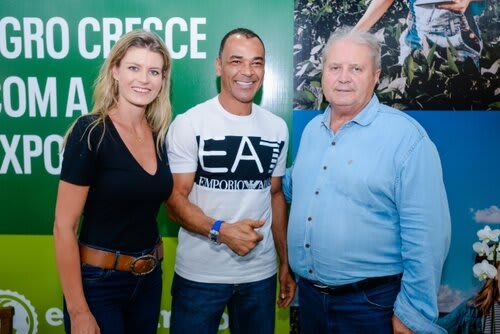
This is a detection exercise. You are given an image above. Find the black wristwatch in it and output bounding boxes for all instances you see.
[208,220,224,244]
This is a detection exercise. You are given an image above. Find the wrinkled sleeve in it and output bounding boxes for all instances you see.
[282,166,293,204]
[394,137,451,334]
[282,115,319,205]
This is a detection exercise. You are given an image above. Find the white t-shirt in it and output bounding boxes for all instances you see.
[166,96,289,284]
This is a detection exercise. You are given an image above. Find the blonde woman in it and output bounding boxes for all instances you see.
[53,29,173,334]
[438,226,500,333]
[438,263,500,333]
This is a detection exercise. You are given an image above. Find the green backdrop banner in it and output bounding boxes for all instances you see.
[0,1,294,333]
[0,0,293,236]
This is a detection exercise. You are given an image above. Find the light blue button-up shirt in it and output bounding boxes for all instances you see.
[284,96,451,333]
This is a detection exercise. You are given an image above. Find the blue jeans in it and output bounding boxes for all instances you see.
[297,276,401,334]
[63,250,163,333]
[170,272,276,334]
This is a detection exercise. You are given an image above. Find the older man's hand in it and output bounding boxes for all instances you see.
[392,315,414,334]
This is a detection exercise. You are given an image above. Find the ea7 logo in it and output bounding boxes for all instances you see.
[196,135,283,179]
[0,289,38,334]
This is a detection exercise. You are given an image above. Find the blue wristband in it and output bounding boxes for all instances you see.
[208,220,224,244]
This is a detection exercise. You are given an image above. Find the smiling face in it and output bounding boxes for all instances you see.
[216,34,265,115]
[322,38,380,116]
[112,46,165,110]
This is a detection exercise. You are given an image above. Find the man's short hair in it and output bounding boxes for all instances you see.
[218,28,265,58]
[322,26,381,70]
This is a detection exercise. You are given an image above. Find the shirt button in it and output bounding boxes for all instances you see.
[307,217,312,221]
[315,191,319,195]
[323,166,327,170]
[308,269,313,274]
[331,141,336,146]
[305,243,310,248]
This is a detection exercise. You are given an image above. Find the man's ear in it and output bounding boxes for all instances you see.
[215,57,222,76]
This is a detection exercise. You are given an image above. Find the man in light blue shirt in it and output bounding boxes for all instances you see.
[284,27,451,333]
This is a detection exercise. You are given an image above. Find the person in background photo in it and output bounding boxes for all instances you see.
[283,27,451,333]
[166,27,296,334]
[354,0,485,68]
[53,29,173,334]
[438,225,500,334]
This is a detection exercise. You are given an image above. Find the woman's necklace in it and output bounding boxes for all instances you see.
[120,122,145,142]
[134,131,144,142]
[112,112,147,143]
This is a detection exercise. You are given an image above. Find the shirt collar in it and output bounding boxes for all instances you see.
[321,95,380,129]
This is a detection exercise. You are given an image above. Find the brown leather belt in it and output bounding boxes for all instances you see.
[79,241,163,276]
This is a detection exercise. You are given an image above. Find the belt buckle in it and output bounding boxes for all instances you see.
[313,284,333,295]
[129,254,158,276]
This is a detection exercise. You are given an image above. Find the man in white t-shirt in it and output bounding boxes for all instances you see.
[166,27,296,334]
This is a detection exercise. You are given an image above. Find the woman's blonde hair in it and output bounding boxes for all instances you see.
[65,29,172,155]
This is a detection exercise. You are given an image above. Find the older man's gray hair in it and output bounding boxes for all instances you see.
[322,26,382,70]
